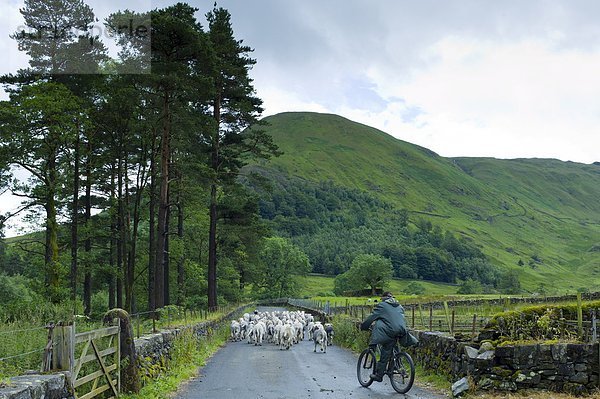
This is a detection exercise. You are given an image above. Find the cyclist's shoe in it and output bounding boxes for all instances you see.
[369,373,383,382]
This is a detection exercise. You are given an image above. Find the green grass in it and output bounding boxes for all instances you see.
[123,325,229,399]
[299,274,459,299]
[254,112,600,291]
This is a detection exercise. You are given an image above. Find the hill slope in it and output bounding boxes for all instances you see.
[249,112,600,292]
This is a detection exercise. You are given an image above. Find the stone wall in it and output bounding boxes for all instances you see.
[0,373,73,399]
[134,312,227,367]
[409,330,600,395]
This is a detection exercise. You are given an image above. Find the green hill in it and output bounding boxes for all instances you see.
[248,112,600,292]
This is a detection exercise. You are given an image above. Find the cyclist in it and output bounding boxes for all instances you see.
[360,291,407,382]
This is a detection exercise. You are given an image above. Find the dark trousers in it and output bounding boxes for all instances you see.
[370,339,395,376]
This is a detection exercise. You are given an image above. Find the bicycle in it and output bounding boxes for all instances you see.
[356,337,415,394]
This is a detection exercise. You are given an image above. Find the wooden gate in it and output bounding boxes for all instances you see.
[52,322,121,399]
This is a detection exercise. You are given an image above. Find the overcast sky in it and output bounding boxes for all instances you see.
[2,0,600,164]
[1,0,599,234]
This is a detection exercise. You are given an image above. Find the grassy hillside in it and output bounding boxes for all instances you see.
[251,112,600,292]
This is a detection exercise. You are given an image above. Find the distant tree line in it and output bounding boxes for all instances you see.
[249,173,519,293]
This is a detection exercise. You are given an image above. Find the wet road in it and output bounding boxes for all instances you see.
[175,307,448,399]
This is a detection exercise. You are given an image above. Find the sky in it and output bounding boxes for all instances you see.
[1,0,600,233]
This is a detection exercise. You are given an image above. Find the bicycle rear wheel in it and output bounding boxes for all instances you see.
[389,351,415,394]
[357,348,377,387]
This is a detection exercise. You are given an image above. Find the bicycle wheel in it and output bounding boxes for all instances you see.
[389,351,415,394]
[357,348,377,387]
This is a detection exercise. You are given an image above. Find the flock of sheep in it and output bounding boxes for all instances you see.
[230,310,334,353]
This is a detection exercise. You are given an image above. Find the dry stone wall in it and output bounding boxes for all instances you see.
[0,373,73,399]
[409,330,600,395]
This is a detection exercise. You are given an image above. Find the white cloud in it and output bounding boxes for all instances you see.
[0,0,29,100]
[287,35,600,164]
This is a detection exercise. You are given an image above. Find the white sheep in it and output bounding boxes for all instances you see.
[253,321,266,346]
[230,320,241,341]
[280,323,294,350]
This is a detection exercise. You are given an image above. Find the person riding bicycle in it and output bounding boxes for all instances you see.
[360,291,407,382]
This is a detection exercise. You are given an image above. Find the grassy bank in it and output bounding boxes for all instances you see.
[123,324,229,399]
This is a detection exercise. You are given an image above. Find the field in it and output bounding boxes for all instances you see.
[299,274,460,299]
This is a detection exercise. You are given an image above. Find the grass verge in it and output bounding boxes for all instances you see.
[122,324,229,399]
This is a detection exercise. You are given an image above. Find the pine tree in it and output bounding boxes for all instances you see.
[204,6,279,310]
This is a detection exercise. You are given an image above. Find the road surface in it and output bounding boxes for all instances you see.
[175,307,448,399]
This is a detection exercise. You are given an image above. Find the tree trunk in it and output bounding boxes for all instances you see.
[83,140,92,316]
[207,93,220,311]
[154,92,170,309]
[164,191,170,306]
[148,134,157,311]
[208,184,218,310]
[126,177,143,313]
[45,151,60,302]
[177,201,184,306]
[109,163,116,309]
[116,151,124,309]
[70,133,80,305]
[124,153,133,312]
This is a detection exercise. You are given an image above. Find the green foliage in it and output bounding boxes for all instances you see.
[248,173,494,287]
[402,282,426,295]
[254,237,310,299]
[0,274,38,305]
[248,112,600,292]
[125,324,229,399]
[486,301,600,342]
[334,254,393,296]
[330,315,370,353]
[497,269,522,294]
[457,279,483,295]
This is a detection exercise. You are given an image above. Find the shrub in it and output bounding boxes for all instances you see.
[402,282,426,295]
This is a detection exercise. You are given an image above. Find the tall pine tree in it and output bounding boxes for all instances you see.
[204,6,279,309]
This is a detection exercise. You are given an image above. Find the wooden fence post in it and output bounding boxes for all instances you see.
[577,293,583,339]
[443,302,452,335]
[591,310,597,343]
[42,323,54,373]
[117,318,121,395]
[412,306,415,328]
[429,306,433,331]
[52,323,74,375]
[418,304,424,330]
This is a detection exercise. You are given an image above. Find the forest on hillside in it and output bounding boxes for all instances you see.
[246,169,521,295]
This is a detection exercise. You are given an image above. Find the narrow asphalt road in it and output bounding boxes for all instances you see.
[175,307,448,399]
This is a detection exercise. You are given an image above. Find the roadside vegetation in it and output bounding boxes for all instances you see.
[120,324,229,399]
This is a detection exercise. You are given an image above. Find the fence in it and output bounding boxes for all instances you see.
[288,296,600,343]
[0,303,243,381]
[289,298,493,337]
[0,324,52,377]
[46,322,120,399]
